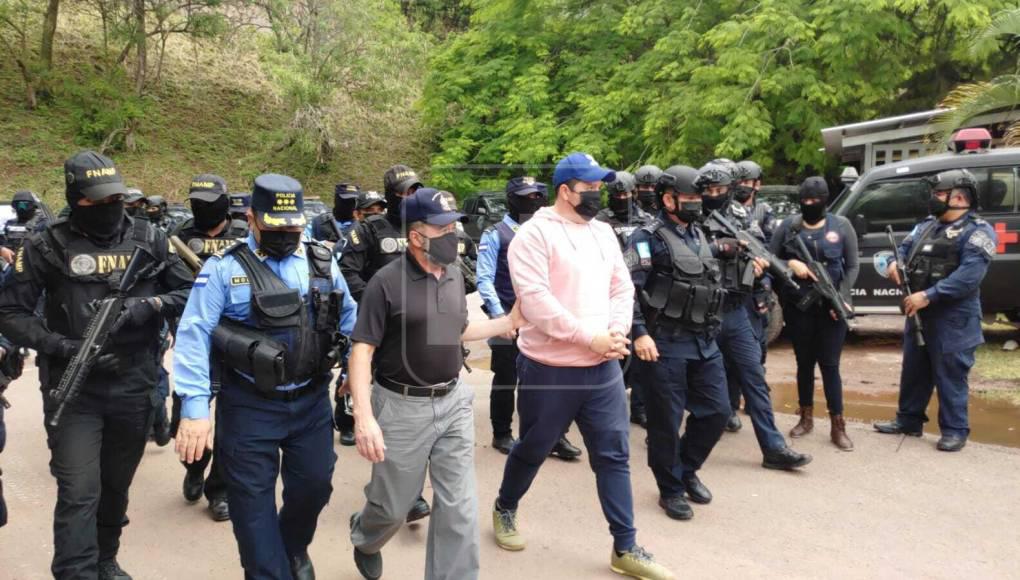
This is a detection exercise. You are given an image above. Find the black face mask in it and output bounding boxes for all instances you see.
[637,190,658,211]
[800,202,825,225]
[192,197,230,232]
[608,196,631,216]
[15,206,36,222]
[333,198,356,222]
[126,205,144,218]
[732,185,754,204]
[72,200,124,241]
[259,228,302,259]
[385,191,404,223]
[423,231,459,266]
[573,190,602,222]
[702,194,729,213]
[672,198,703,224]
[508,196,545,224]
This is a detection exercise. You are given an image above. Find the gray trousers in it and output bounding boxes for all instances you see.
[351,381,480,580]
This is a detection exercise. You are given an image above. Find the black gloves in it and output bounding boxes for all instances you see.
[110,297,161,333]
[715,237,743,259]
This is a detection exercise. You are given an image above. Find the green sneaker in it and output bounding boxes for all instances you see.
[610,546,675,580]
[492,501,525,551]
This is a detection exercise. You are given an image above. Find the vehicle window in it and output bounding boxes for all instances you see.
[975,167,1016,214]
[841,178,929,233]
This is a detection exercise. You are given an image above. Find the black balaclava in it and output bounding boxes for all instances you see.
[798,176,829,225]
[72,201,125,242]
[333,197,357,222]
[192,197,230,232]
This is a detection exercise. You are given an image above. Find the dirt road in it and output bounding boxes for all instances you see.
[2,356,1020,579]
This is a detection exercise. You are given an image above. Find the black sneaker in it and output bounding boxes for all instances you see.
[492,435,516,455]
[658,496,693,521]
[351,513,382,580]
[98,558,133,580]
[762,446,813,471]
[549,436,582,461]
[209,497,230,522]
[406,496,431,523]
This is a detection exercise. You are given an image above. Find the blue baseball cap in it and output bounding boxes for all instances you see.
[335,183,360,200]
[401,187,464,226]
[506,176,547,197]
[229,192,251,211]
[552,152,616,188]
[251,173,306,228]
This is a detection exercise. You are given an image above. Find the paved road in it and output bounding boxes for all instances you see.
[2,357,1020,579]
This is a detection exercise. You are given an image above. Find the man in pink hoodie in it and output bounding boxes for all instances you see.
[491,153,674,580]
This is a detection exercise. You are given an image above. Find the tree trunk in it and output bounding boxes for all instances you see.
[40,0,60,71]
[133,0,147,96]
[15,58,38,110]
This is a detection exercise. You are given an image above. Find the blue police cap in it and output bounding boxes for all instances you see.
[552,152,616,188]
[229,192,251,210]
[401,187,464,226]
[506,176,547,197]
[335,182,360,201]
[251,174,306,228]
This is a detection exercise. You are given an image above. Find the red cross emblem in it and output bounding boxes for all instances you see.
[994,222,1018,254]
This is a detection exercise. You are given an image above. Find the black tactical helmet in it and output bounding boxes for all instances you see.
[607,171,636,195]
[925,169,978,205]
[694,161,733,191]
[735,160,763,181]
[634,165,663,187]
[12,190,36,204]
[656,165,701,196]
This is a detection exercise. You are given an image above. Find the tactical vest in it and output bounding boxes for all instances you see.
[642,222,724,332]
[492,221,517,312]
[177,219,249,260]
[788,215,846,295]
[597,207,646,249]
[3,215,43,252]
[311,213,353,243]
[32,217,164,346]
[905,217,969,292]
[218,241,343,389]
[365,214,406,273]
[702,204,756,297]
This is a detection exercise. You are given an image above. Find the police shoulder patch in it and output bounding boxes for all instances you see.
[967,228,997,257]
[623,247,640,270]
[230,275,249,286]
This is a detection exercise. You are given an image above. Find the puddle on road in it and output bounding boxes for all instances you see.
[770,382,1020,448]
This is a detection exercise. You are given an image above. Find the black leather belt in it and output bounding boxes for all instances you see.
[377,376,456,398]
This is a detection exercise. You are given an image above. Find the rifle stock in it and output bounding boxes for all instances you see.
[170,235,204,274]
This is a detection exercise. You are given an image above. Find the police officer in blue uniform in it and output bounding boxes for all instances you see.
[874,169,996,452]
[725,160,776,431]
[0,150,195,580]
[596,171,653,428]
[173,173,357,580]
[476,176,581,459]
[697,162,812,470]
[307,183,359,245]
[229,192,252,221]
[626,165,731,521]
[771,177,859,450]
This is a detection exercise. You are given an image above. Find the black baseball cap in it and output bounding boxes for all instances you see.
[189,174,228,202]
[252,173,306,228]
[357,190,387,209]
[799,176,830,200]
[383,165,423,194]
[124,188,145,204]
[64,150,128,201]
[401,188,464,226]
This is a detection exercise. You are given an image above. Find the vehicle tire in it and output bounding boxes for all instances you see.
[766,296,784,345]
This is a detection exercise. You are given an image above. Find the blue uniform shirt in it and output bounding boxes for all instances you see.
[173,234,358,419]
[899,212,996,306]
[476,214,520,317]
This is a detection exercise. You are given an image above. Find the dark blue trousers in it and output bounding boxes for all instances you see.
[896,327,975,438]
[217,376,336,580]
[717,306,787,453]
[497,356,635,552]
[639,331,729,498]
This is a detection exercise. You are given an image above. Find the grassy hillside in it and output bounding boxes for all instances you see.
[0,20,427,210]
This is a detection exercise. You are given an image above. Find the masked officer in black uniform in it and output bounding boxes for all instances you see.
[309,183,359,246]
[771,177,859,451]
[697,162,811,470]
[355,190,387,220]
[1,190,48,257]
[874,170,995,452]
[341,165,423,302]
[144,195,172,232]
[634,165,662,214]
[626,165,731,521]
[123,188,147,218]
[168,174,247,520]
[174,173,357,579]
[596,171,652,428]
[0,150,194,580]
